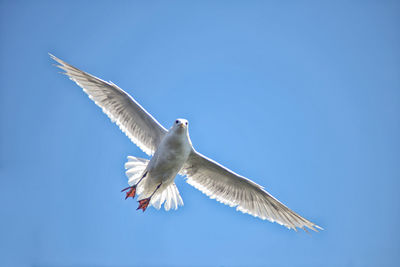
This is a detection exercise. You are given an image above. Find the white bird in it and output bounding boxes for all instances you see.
[51,54,322,232]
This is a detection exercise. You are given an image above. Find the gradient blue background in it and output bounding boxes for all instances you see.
[1,1,399,266]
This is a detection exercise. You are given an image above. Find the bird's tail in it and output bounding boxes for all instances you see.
[150,183,184,211]
[124,156,184,211]
[125,156,149,186]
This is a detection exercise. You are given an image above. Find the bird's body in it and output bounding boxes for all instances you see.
[51,54,322,232]
[137,119,192,201]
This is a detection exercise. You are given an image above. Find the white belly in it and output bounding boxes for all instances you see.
[144,129,192,188]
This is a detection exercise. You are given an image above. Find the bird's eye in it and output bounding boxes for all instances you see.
[185,122,188,125]
[175,120,179,124]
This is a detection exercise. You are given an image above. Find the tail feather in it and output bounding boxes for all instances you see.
[125,156,148,186]
[150,183,184,211]
[125,156,184,211]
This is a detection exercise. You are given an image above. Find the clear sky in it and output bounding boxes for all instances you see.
[1,1,399,267]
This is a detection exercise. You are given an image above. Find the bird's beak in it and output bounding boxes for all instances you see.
[180,123,186,128]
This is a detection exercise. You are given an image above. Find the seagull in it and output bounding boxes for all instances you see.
[50,54,322,232]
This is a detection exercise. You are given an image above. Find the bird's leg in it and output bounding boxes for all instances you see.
[137,183,162,212]
[121,172,147,200]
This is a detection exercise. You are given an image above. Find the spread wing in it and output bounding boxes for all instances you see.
[182,150,322,232]
[51,54,167,155]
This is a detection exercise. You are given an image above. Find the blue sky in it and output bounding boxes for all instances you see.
[1,1,399,266]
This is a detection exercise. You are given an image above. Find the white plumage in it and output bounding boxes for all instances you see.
[51,54,322,232]
[125,156,183,211]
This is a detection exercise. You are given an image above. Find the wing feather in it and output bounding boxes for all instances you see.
[50,54,167,155]
[182,150,322,232]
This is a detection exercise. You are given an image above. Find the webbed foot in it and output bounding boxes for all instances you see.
[137,198,151,212]
[121,186,136,199]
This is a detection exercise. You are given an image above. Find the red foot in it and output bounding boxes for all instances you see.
[137,198,151,212]
[121,186,136,199]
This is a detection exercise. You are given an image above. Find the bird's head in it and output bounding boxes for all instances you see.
[172,118,189,132]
